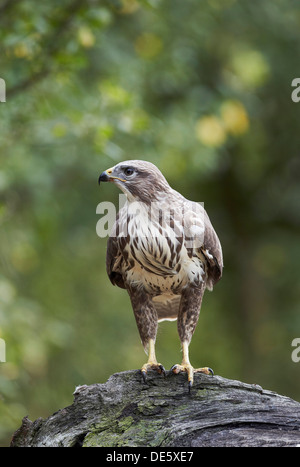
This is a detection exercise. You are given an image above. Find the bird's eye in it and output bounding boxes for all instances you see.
[124,167,134,176]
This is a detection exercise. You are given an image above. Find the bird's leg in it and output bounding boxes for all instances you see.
[171,341,213,391]
[171,285,213,391]
[141,338,165,382]
[127,285,165,383]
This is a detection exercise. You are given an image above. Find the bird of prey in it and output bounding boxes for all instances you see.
[98,160,223,390]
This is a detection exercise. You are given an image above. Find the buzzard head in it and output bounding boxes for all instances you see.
[98,160,171,203]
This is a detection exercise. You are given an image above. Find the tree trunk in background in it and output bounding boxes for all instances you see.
[10,370,300,447]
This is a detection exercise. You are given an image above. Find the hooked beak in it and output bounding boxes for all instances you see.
[98,170,110,185]
[98,168,126,185]
[98,167,114,185]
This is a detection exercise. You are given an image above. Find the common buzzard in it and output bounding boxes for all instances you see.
[99,160,223,390]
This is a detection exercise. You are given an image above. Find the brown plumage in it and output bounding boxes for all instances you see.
[99,160,223,390]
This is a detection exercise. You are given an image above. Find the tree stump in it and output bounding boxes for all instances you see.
[10,370,300,447]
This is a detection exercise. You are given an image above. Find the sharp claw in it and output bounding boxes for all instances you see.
[159,364,166,377]
[208,367,214,376]
[141,370,147,384]
[170,364,179,374]
[188,380,192,394]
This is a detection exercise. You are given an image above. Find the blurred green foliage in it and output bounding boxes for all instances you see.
[1,0,300,445]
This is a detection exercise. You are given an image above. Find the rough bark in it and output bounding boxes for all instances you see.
[10,370,300,447]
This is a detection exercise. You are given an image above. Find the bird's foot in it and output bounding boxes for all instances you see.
[141,362,166,383]
[171,363,213,392]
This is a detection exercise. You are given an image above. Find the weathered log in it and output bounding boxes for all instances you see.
[10,370,300,447]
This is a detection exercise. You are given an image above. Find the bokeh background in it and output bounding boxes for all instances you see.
[1,0,300,446]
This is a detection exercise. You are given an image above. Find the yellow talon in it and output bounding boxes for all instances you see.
[171,341,213,391]
[140,339,166,382]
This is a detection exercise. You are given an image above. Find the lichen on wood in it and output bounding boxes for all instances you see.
[10,370,300,447]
